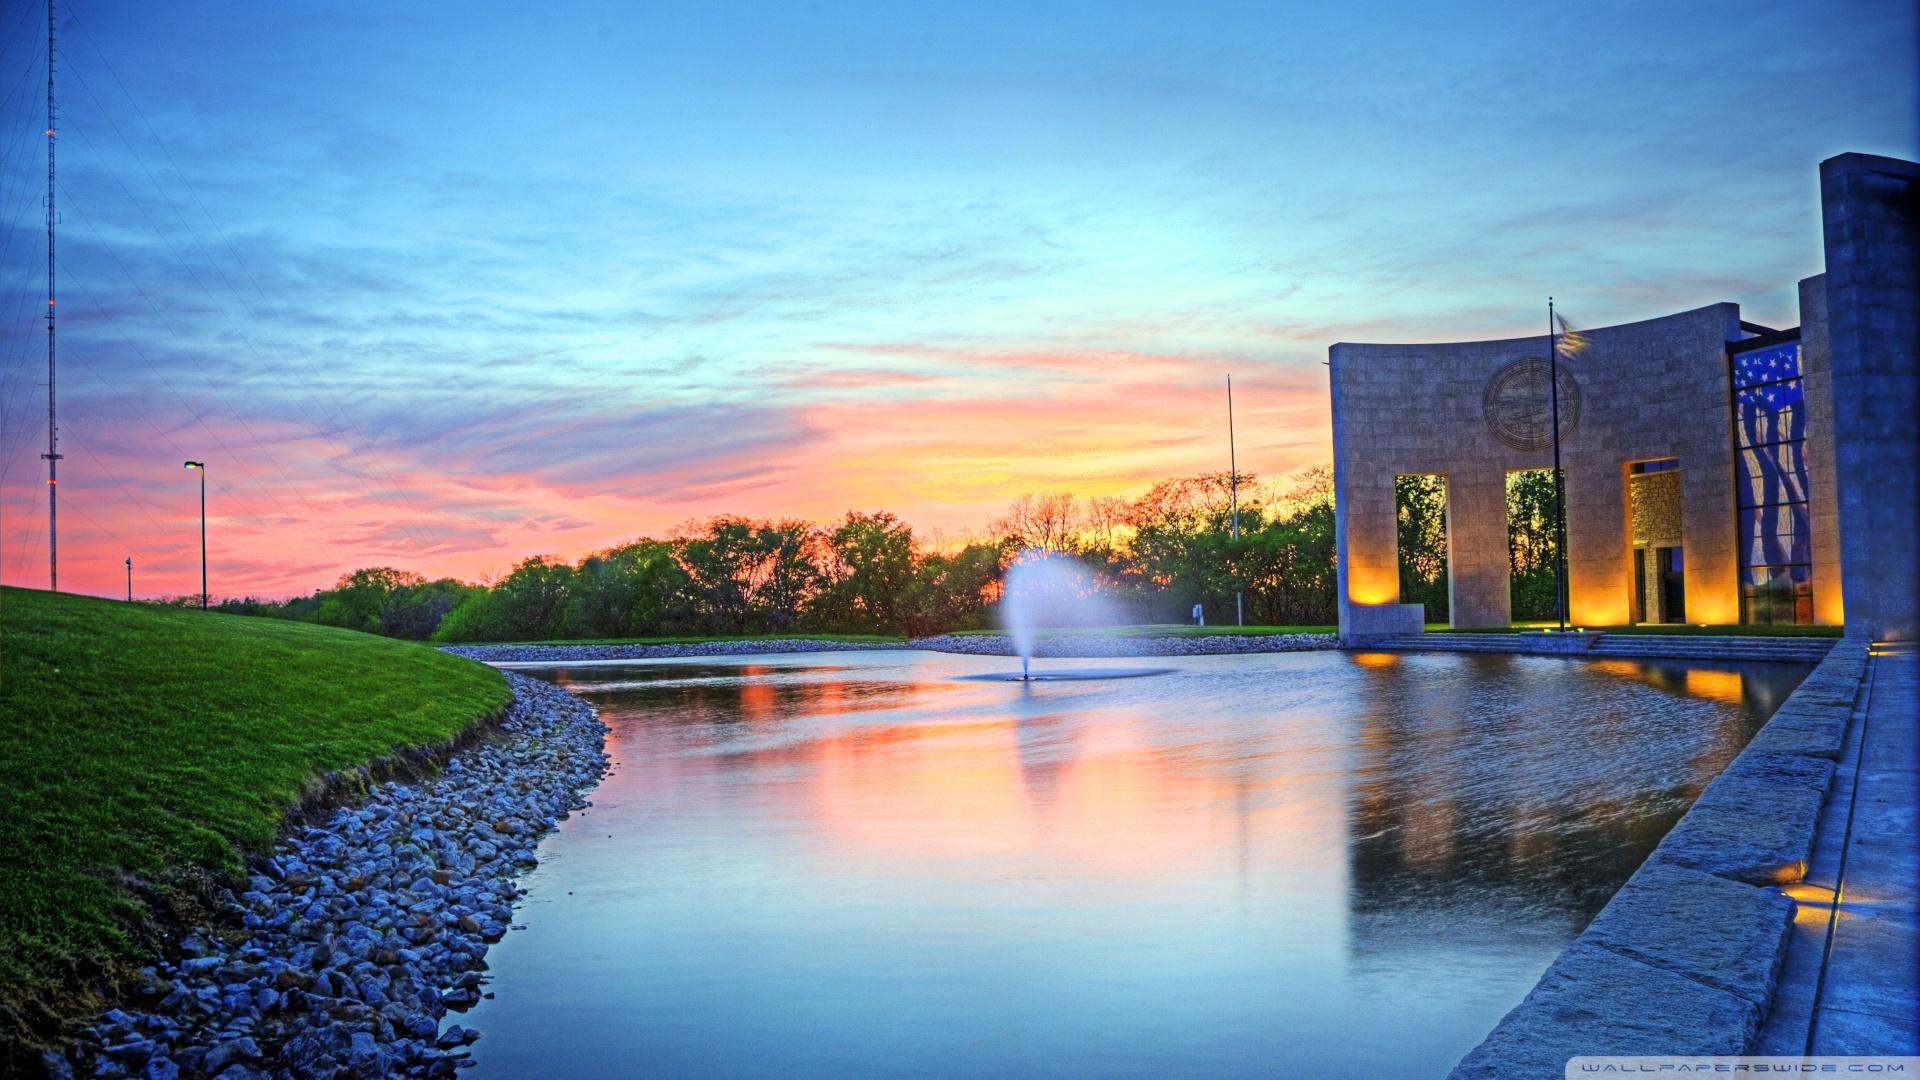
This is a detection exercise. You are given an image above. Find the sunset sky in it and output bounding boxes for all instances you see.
[0,1,1913,599]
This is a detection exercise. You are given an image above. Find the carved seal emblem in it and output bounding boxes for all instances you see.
[1483,357,1580,452]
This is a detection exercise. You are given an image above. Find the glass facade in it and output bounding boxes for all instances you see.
[1731,340,1813,624]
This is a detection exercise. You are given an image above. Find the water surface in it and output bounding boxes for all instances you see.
[465,649,1807,1078]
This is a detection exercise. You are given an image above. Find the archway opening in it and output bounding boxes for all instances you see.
[1506,469,1562,623]
[1395,474,1449,626]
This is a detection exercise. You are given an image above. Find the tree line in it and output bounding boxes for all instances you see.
[178,468,1331,641]
[178,464,1563,642]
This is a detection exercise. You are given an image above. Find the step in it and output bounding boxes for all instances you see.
[1365,632,1832,663]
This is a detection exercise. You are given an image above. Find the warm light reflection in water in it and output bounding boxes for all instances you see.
[465,650,1810,1080]
[1685,668,1746,704]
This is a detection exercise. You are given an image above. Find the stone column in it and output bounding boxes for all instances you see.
[1821,153,1920,641]
[1446,463,1511,628]
[1798,275,1846,627]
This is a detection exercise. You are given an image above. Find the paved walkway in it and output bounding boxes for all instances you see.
[1759,642,1919,1054]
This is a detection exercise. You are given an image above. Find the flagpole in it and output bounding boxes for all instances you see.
[1228,375,1243,627]
[1548,297,1568,631]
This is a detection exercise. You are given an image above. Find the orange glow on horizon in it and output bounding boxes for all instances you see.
[0,362,1334,599]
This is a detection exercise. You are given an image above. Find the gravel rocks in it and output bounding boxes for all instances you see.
[444,633,1338,664]
[442,639,907,663]
[56,673,607,1080]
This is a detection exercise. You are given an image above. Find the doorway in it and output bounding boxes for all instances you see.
[1656,545,1686,623]
[1627,459,1684,624]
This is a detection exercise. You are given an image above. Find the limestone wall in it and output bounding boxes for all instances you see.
[1331,304,1750,633]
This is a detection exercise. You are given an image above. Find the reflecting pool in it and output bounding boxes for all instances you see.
[464,650,1808,1078]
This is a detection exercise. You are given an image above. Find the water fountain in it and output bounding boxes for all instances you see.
[978,549,1170,682]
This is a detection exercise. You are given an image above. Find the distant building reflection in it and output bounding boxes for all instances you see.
[1339,653,1808,963]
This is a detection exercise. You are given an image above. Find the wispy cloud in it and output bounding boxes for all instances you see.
[0,0,1910,597]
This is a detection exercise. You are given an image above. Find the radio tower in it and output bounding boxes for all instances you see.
[43,0,61,591]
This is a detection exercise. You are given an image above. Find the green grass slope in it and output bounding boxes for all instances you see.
[0,587,510,1061]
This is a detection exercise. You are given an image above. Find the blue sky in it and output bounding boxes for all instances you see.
[0,0,1912,597]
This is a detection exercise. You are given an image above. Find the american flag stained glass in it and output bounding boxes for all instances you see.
[1730,339,1813,624]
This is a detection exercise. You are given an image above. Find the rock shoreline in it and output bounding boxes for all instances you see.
[907,632,1338,656]
[55,673,608,1080]
[444,632,1339,664]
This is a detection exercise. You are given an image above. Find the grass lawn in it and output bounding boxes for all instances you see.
[1439,621,1843,637]
[469,631,906,646]
[947,624,1337,638]
[0,587,510,1057]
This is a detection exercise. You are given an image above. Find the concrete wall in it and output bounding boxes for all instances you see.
[1798,275,1846,628]
[1820,153,1920,641]
[1331,305,1752,633]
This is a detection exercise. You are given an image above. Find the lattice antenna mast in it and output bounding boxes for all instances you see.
[43,0,62,591]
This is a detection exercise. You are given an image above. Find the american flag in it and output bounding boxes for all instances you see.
[1733,341,1801,388]
[1554,312,1588,358]
[1734,341,1809,588]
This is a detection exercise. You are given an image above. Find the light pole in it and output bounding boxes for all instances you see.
[184,461,206,609]
[1228,376,1244,626]
[125,556,132,602]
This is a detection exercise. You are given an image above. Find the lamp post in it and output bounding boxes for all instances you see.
[1228,376,1244,626]
[183,461,206,609]
[125,556,132,602]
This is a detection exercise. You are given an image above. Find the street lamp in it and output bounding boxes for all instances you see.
[1228,375,1244,627]
[183,461,206,609]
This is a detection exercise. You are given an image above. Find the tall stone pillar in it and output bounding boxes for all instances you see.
[1445,462,1511,628]
[1821,153,1920,641]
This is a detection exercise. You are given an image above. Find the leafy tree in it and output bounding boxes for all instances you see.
[674,517,821,633]
[436,556,575,642]
[1507,469,1563,621]
[813,512,916,632]
[565,540,694,638]
[380,579,473,640]
[754,520,820,633]
[310,567,424,634]
[903,541,1005,636]
[675,518,764,633]
[1395,475,1450,623]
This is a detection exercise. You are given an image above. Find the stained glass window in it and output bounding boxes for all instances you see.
[1731,340,1813,625]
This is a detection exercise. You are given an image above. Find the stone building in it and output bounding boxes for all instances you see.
[1331,153,1917,641]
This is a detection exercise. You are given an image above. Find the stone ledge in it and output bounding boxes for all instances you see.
[1448,638,1870,1077]
[1579,865,1794,1006]
[1449,941,1764,1078]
